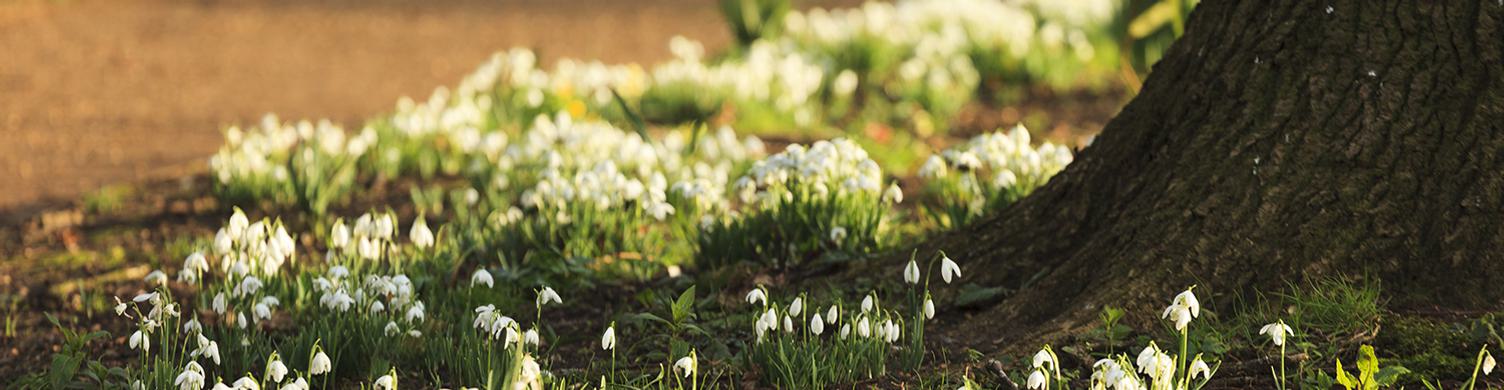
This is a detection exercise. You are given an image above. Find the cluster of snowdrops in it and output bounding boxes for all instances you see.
[102,0,1504,388]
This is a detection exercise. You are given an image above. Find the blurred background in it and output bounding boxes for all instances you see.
[0,0,1190,220]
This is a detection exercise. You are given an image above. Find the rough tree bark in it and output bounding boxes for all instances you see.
[931,0,1504,350]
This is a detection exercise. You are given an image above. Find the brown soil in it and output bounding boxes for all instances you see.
[0,0,855,222]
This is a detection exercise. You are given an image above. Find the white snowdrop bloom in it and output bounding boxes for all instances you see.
[883,320,901,343]
[114,296,129,317]
[129,330,148,352]
[212,292,227,314]
[918,155,948,179]
[601,325,616,350]
[470,269,494,288]
[310,351,332,375]
[409,217,434,248]
[903,259,920,284]
[214,228,234,255]
[369,301,386,314]
[745,288,767,306]
[145,270,168,287]
[826,305,839,324]
[236,276,264,298]
[183,318,202,334]
[829,227,848,243]
[883,182,903,204]
[384,321,401,337]
[253,302,273,323]
[524,328,540,347]
[278,378,308,390]
[267,358,288,383]
[329,220,350,249]
[783,315,794,333]
[1034,350,1058,371]
[832,69,859,96]
[1162,287,1200,331]
[673,354,697,378]
[1027,370,1047,389]
[861,294,875,313]
[840,323,851,339]
[211,381,231,390]
[374,373,396,390]
[924,298,936,319]
[1189,356,1211,381]
[192,334,221,364]
[537,286,563,306]
[232,376,260,390]
[180,252,210,283]
[228,209,249,238]
[856,317,872,338]
[405,302,426,323]
[1484,350,1495,375]
[1258,321,1295,346]
[175,361,205,390]
[789,297,804,317]
[810,313,825,335]
[940,254,962,284]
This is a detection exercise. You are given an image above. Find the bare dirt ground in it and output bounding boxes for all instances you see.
[0,0,847,221]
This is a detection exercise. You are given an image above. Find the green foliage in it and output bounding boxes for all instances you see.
[11,314,127,389]
[720,0,791,47]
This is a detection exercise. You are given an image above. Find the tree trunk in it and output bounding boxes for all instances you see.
[933,0,1504,349]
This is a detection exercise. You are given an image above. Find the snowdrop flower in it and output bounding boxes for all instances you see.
[783,315,794,333]
[370,301,386,314]
[840,323,851,339]
[1259,320,1294,346]
[1026,370,1047,389]
[175,361,205,390]
[470,269,494,288]
[789,297,804,316]
[1161,287,1200,331]
[374,372,396,390]
[212,382,231,390]
[1484,349,1495,375]
[330,219,350,249]
[826,305,839,324]
[145,270,168,287]
[538,287,565,308]
[183,318,202,334]
[903,259,920,284]
[214,228,234,255]
[1032,348,1056,371]
[279,378,308,390]
[745,287,767,306]
[1189,355,1211,381]
[228,209,249,238]
[522,328,540,347]
[114,296,129,317]
[192,334,221,364]
[924,298,936,319]
[537,286,562,306]
[940,254,962,283]
[811,313,825,335]
[267,355,288,383]
[601,325,616,350]
[129,330,148,352]
[405,302,425,323]
[919,155,948,179]
[310,351,332,375]
[409,217,434,248]
[232,376,259,390]
[829,227,848,243]
[856,317,872,338]
[861,294,875,313]
[673,352,697,378]
[883,183,903,204]
[180,252,210,283]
